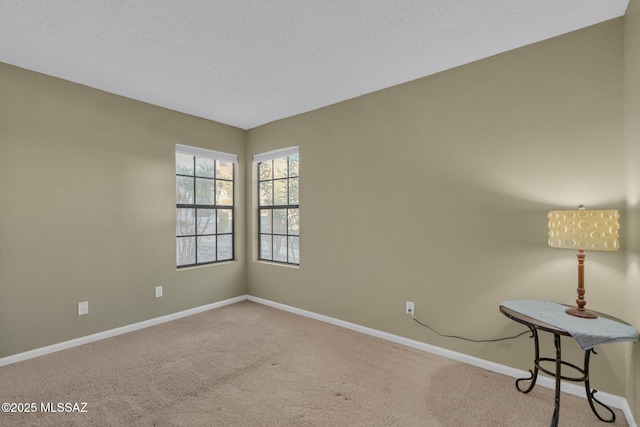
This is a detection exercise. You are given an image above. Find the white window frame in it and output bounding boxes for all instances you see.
[175,145,238,268]
[254,147,300,265]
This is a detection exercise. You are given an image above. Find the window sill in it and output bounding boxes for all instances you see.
[176,260,237,271]
[254,260,300,269]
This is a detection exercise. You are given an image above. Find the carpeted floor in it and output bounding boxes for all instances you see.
[0,301,628,426]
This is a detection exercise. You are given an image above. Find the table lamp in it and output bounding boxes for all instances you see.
[547,207,619,319]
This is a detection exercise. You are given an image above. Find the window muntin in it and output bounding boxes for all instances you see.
[257,149,299,265]
[176,148,235,267]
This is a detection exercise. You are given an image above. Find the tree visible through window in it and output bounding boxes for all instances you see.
[176,145,236,267]
[257,148,299,265]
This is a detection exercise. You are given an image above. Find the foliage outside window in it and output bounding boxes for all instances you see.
[176,146,236,267]
[257,148,299,265]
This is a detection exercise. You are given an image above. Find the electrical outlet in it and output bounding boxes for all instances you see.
[78,301,89,316]
[406,301,414,315]
[155,286,163,298]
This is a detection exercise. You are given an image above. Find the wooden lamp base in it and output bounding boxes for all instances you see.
[566,307,598,319]
[566,250,598,319]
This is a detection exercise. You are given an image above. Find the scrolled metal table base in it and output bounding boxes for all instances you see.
[515,326,616,426]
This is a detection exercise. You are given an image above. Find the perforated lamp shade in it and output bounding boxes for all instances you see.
[548,210,619,252]
[547,209,619,319]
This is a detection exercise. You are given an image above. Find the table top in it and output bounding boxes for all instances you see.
[500,305,628,335]
[500,300,639,350]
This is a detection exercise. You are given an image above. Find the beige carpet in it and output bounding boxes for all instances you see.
[0,301,628,426]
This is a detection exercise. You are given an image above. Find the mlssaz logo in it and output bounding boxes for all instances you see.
[40,402,88,413]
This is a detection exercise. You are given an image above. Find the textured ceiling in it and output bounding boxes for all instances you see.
[0,1,629,129]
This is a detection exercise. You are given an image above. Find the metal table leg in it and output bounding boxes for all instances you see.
[584,349,616,423]
[517,332,561,426]
[516,326,539,393]
[551,333,561,427]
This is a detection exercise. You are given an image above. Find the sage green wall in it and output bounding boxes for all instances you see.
[625,0,640,419]
[246,19,629,396]
[0,63,247,357]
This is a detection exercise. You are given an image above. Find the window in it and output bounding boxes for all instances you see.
[255,147,299,265]
[175,145,237,268]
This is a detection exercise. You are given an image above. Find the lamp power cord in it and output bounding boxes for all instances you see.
[408,310,530,343]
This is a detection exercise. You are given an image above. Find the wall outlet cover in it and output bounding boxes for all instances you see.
[406,301,414,314]
[78,301,89,316]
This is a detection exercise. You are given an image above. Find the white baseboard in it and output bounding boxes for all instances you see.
[0,295,248,368]
[0,294,635,427]
[248,295,636,427]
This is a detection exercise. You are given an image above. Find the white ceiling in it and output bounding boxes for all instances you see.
[0,1,629,130]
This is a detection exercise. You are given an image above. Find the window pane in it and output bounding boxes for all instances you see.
[273,209,287,235]
[259,181,273,206]
[217,234,233,261]
[216,160,233,180]
[289,153,299,178]
[255,149,299,266]
[177,237,196,266]
[259,209,272,234]
[289,178,299,205]
[176,208,195,236]
[176,153,194,175]
[273,157,288,179]
[274,180,287,205]
[288,209,299,236]
[176,176,194,204]
[197,209,216,235]
[195,157,215,178]
[216,180,233,206]
[260,235,272,260]
[177,146,235,268]
[217,209,233,234]
[273,236,288,262]
[259,160,273,181]
[288,236,299,264]
[196,178,215,205]
[197,236,216,263]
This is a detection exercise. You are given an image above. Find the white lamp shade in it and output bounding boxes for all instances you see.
[548,209,619,251]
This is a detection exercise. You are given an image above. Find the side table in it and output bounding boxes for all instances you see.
[500,299,638,427]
